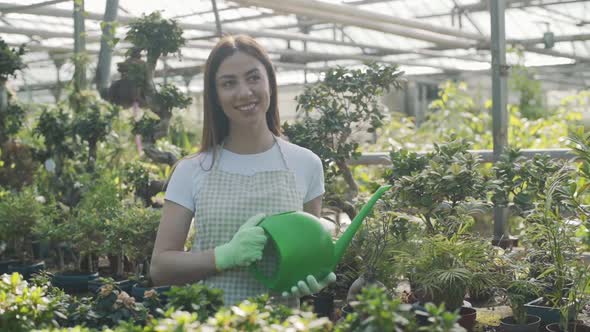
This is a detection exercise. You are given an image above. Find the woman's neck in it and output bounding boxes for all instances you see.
[224,128,275,154]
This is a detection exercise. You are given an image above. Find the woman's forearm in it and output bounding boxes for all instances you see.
[150,249,217,286]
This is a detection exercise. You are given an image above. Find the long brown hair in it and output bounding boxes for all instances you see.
[201,34,281,153]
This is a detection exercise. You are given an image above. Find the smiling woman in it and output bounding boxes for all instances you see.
[149,35,335,307]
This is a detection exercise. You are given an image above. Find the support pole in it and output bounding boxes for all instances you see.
[73,0,86,92]
[96,0,118,98]
[490,0,510,246]
[211,0,223,37]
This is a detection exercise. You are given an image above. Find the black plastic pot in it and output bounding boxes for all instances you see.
[131,283,170,302]
[500,314,541,332]
[88,278,133,294]
[457,307,477,332]
[0,259,19,275]
[53,271,99,294]
[5,261,45,280]
[311,293,334,319]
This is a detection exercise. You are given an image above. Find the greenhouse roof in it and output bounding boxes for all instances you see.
[1,0,589,97]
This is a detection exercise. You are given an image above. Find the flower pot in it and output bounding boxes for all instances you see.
[546,322,590,332]
[6,261,45,280]
[53,271,99,294]
[500,314,541,332]
[524,297,575,325]
[88,278,133,294]
[130,283,170,302]
[457,307,477,332]
[311,293,335,319]
[0,259,19,275]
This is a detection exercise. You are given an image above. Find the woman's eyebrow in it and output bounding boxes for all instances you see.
[217,68,261,81]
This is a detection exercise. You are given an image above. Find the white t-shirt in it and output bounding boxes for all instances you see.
[165,137,325,213]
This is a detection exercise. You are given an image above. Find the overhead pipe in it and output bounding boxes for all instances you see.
[235,0,486,41]
[231,0,475,48]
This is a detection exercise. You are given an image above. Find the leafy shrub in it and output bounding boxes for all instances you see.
[0,273,56,331]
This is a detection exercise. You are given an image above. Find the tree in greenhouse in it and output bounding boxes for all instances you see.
[283,63,403,218]
[108,11,192,167]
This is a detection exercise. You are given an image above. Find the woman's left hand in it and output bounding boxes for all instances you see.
[282,272,337,297]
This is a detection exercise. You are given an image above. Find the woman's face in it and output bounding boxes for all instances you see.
[215,51,271,130]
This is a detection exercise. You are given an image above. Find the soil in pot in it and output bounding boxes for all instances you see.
[457,307,477,332]
[546,322,590,332]
[500,314,541,332]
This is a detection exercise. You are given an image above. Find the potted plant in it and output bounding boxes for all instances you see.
[387,137,488,237]
[52,171,122,293]
[500,279,542,332]
[397,231,498,332]
[544,265,590,332]
[0,186,47,279]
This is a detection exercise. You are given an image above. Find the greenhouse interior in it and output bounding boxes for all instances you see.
[1,0,590,331]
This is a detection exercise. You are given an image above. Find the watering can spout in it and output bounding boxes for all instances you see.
[332,185,392,268]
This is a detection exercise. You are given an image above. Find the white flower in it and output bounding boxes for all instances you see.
[74,182,82,189]
[35,196,46,204]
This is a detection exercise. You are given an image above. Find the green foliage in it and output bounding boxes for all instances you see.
[125,11,185,64]
[387,137,486,235]
[0,39,24,81]
[34,105,74,160]
[284,63,403,199]
[70,91,120,147]
[132,112,160,142]
[334,286,464,332]
[164,283,223,322]
[0,273,56,332]
[0,186,45,261]
[0,103,25,142]
[509,65,545,120]
[506,279,541,324]
[489,148,566,213]
[90,283,149,328]
[397,234,497,311]
[375,81,582,152]
[111,202,161,276]
[155,83,192,111]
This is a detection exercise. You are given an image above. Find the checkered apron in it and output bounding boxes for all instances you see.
[193,137,304,306]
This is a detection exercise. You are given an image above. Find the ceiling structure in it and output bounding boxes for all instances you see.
[1,0,589,101]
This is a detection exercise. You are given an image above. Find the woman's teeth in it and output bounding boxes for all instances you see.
[237,103,256,111]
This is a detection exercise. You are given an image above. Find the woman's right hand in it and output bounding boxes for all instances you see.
[214,213,267,271]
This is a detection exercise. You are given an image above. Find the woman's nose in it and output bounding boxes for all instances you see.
[236,82,254,98]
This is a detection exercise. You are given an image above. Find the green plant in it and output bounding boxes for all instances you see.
[112,202,161,278]
[397,233,496,311]
[155,83,192,111]
[0,273,56,331]
[0,39,24,81]
[283,63,403,211]
[67,170,124,272]
[90,282,149,328]
[0,186,45,262]
[334,286,465,332]
[505,279,541,324]
[124,11,184,67]
[69,91,120,170]
[387,137,487,236]
[163,283,223,322]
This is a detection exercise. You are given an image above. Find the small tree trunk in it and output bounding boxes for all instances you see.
[57,247,65,271]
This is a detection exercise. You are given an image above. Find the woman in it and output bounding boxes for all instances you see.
[150,34,336,306]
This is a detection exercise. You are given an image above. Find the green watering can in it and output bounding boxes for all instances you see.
[250,185,392,293]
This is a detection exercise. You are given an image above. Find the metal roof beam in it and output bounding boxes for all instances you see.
[418,0,590,19]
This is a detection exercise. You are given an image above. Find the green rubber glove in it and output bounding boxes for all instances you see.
[282,272,337,297]
[214,213,267,271]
